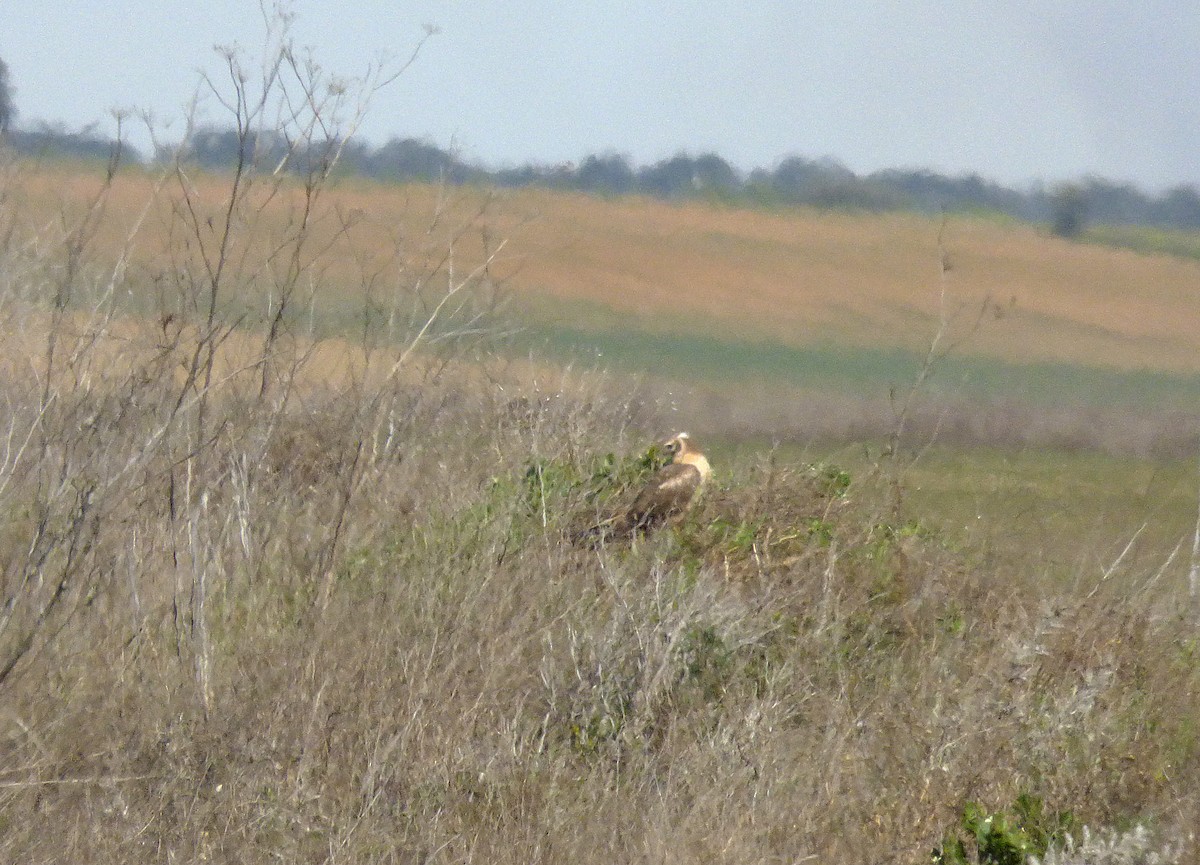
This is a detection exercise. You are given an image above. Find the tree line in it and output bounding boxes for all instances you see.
[2,50,1198,236]
[5,117,1200,236]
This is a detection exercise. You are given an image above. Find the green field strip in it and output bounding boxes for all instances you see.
[506,318,1200,409]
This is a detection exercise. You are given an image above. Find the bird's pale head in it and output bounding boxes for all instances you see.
[662,432,711,480]
[661,431,691,457]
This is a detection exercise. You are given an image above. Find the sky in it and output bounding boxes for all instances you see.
[4,2,1199,192]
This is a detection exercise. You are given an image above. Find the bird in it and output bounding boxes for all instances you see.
[579,432,711,543]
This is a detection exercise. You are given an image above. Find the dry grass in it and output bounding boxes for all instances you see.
[0,282,1195,862]
[1,366,1198,863]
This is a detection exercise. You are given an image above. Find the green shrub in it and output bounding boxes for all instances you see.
[934,795,1077,865]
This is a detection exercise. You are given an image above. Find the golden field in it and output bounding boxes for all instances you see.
[13,162,1200,373]
[505,189,1200,373]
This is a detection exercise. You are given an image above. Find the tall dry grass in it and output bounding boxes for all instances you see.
[2,348,1199,862]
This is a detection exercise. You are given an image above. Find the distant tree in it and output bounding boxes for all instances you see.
[1073,177,1144,225]
[491,164,542,188]
[8,121,142,162]
[766,156,902,211]
[176,126,288,170]
[1151,185,1200,230]
[1049,182,1089,238]
[743,167,782,205]
[768,156,857,203]
[575,153,636,195]
[639,153,701,198]
[360,136,465,182]
[809,178,905,211]
[331,138,372,175]
[769,155,825,200]
[691,152,740,194]
[0,58,15,133]
[870,169,1039,219]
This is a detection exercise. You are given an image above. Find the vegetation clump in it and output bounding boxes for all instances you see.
[933,794,1078,865]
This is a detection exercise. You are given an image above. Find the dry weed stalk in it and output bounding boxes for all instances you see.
[886,214,992,462]
[1189,449,1200,603]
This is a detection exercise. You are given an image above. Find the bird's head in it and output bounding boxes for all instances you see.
[661,431,690,458]
[661,432,711,480]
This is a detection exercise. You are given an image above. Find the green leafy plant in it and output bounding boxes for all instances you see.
[805,516,835,546]
[811,462,852,498]
[934,795,1077,865]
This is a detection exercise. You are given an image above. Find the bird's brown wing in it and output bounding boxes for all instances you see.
[572,463,703,546]
[623,463,701,532]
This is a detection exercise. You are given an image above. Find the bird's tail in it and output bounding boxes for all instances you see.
[571,512,635,547]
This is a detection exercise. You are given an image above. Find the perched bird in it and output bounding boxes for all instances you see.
[580,432,711,543]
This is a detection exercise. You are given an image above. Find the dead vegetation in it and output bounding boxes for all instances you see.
[2,364,1199,863]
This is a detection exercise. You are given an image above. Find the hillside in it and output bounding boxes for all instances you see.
[14,166,1200,365]
[484,189,1200,451]
[7,163,1200,454]
[475,189,1199,371]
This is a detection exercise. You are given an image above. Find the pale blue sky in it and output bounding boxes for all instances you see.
[5,2,1198,191]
